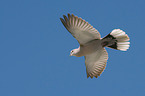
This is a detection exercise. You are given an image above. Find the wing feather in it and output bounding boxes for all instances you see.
[60,13,101,44]
[85,48,108,78]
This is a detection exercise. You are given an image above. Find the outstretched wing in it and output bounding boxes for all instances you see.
[60,13,101,45]
[85,48,108,78]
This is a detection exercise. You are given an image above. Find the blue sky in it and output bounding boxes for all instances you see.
[0,0,145,96]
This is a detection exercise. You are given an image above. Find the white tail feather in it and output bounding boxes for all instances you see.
[110,29,130,51]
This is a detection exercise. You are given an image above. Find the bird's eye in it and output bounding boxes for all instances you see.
[71,50,73,53]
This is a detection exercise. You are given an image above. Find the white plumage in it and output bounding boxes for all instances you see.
[110,29,130,51]
[60,13,130,78]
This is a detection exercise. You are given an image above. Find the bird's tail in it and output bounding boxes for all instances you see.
[101,29,130,51]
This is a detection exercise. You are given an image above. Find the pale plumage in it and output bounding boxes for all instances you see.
[60,14,101,44]
[60,13,130,78]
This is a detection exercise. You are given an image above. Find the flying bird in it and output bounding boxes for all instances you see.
[60,13,130,78]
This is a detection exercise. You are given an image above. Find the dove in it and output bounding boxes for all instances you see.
[60,13,130,78]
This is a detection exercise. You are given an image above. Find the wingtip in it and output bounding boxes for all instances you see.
[60,17,64,23]
[71,14,75,17]
[63,15,67,19]
[87,75,99,79]
[87,73,93,78]
[95,76,98,78]
[60,17,63,21]
[67,13,70,16]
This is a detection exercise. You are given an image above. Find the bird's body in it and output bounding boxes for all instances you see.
[60,13,130,78]
[74,39,102,57]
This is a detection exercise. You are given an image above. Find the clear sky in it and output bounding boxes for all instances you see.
[0,0,145,96]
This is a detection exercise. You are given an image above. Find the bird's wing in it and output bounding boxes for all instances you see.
[60,13,101,45]
[85,48,108,78]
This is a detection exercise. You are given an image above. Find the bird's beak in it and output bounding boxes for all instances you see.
[69,54,72,56]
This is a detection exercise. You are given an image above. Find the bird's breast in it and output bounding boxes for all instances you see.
[79,39,102,56]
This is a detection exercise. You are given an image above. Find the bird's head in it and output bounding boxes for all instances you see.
[70,48,79,56]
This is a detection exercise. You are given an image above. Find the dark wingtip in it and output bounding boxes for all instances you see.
[67,13,70,16]
[63,15,65,17]
[60,17,66,27]
[60,18,64,23]
[95,76,98,78]
[71,13,75,17]
[60,17,63,21]
[63,15,67,19]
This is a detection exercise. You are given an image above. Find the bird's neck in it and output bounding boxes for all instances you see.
[74,47,83,57]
